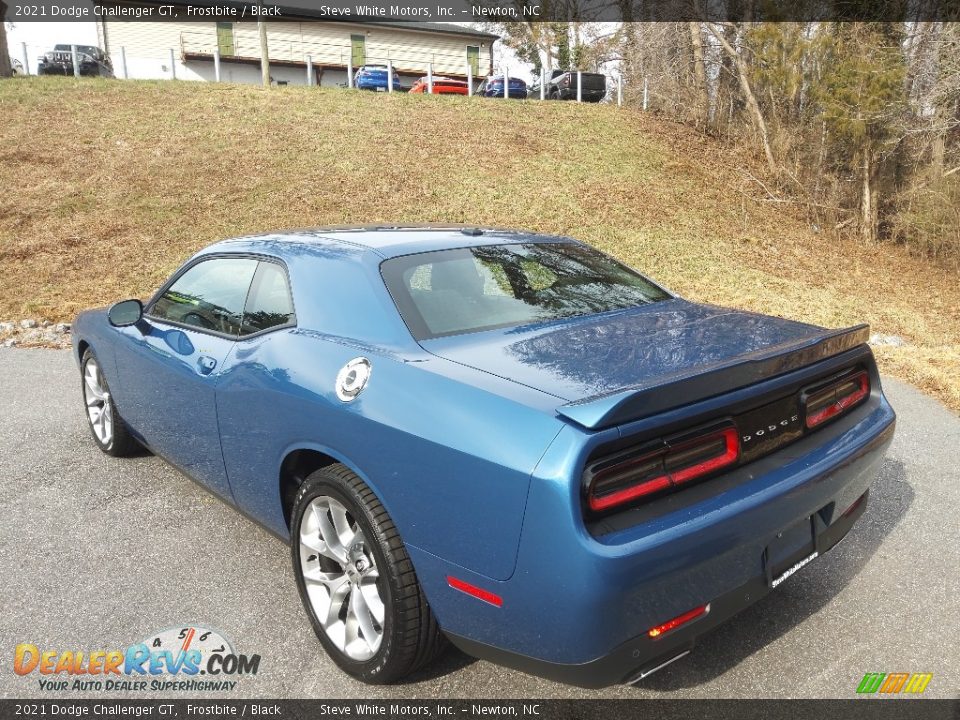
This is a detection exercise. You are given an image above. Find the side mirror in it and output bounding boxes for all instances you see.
[108,299,143,327]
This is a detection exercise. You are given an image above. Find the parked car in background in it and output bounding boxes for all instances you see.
[477,75,528,99]
[531,69,607,102]
[353,65,403,92]
[10,58,24,75]
[37,44,113,77]
[409,76,468,95]
[73,226,895,687]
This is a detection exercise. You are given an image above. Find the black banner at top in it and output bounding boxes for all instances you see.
[4,0,960,23]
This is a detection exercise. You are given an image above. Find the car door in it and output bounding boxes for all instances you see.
[213,260,299,528]
[111,255,259,502]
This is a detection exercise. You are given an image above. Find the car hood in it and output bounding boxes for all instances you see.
[419,299,829,403]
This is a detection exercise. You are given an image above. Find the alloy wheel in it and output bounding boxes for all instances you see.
[83,358,113,446]
[299,495,386,661]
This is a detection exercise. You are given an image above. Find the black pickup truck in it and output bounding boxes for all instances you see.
[530,69,606,102]
[38,45,113,78]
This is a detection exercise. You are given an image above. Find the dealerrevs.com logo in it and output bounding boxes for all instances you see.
[13,626,261,692]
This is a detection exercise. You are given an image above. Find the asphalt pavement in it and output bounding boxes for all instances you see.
[0,348,957,699]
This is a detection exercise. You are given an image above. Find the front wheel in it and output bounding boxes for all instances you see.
[80,349,139,457]
[291,464,446,683]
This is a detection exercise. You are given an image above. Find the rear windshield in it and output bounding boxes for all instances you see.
[381,243,671,340]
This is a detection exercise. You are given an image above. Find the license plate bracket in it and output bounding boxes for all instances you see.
[764,516,818,588]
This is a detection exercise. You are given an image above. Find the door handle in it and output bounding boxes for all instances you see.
[197,355,217,375]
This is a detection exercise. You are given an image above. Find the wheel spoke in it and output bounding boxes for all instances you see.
[359,577,385,625]
[314,504,348,563]
[343,592,361,650]
[303,566,348,593]
[351,581,380,642]
[330,502,356,548]
[84,377,104,401]
[326,582,351,630]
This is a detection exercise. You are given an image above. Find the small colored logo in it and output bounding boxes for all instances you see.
[856,672,933,695]
[13,625,261,693]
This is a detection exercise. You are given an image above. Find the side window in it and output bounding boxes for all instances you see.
[149,257,258,337]
[241,261,295,336]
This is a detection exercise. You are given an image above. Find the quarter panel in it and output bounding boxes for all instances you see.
[215,330,564,580]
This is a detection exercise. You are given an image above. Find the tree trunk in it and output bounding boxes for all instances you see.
[0,2,13,78]
[861,147,876,243]
[706,23,777,175]
[689,23,709,126]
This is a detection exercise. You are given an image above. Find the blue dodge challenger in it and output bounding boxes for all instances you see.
[73,226,896,686]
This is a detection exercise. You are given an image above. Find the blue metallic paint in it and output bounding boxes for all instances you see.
[72,227,895,686]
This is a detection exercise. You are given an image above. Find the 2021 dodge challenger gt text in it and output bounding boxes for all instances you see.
[72,226,896,687]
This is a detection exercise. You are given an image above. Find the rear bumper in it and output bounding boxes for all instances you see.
[416,393,895,687]
[447,481,874,687]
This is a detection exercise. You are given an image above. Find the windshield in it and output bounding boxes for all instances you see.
[381,243,671,340]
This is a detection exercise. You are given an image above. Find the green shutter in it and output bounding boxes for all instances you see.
[351,35,366,67]
[467,45,480,75]
[216,22,234,57]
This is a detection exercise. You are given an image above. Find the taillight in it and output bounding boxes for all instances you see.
[586,425,740,513]
[803,370,869,430]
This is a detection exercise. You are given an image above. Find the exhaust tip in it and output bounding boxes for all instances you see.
[625,649,691,685]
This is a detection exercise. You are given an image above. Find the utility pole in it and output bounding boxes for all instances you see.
[258,0,270,87]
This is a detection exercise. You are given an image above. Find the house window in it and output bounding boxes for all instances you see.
[467,45,480,76]
[351,34,366,67]
[216,22,234,57]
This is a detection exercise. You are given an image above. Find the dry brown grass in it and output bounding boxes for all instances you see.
[1,77,958,412]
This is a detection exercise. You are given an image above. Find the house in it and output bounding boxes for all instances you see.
[96,5,499,88]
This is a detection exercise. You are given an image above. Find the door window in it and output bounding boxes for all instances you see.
[149,257,258,337]
[241,261,296,336]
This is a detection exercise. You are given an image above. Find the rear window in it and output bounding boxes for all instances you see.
[381,243,671,340]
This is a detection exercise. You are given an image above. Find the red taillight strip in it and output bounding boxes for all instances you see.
[669,427,740,485]
[648,603,710,638]
[447,576,503,607]
[587,426,740,513]
[804,371,869,429]
[588,474,671,512]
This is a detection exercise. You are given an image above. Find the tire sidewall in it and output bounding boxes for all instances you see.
[290,472,399,683]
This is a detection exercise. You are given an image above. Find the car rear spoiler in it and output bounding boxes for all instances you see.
[556,324,871,431]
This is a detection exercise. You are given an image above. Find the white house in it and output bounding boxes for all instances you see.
[95,8,499,87]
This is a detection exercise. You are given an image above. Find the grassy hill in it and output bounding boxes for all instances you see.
[1,77,957,411]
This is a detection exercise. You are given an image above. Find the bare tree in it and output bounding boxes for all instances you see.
[706,22,777,174]
[689,23,709,127]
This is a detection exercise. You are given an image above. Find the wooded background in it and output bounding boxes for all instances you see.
[491,20,960,265]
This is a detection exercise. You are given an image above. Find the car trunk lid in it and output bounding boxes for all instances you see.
[420,299,869,429]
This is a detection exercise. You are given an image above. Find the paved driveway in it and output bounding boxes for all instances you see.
[0,349,957,699]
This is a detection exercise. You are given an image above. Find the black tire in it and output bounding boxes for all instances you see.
[80,348,139,457]
[291,464,446,684]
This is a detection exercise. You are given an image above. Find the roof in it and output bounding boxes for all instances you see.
[215,225,573,260]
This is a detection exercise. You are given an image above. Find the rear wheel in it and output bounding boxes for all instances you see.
[291,464,446,683]
[80,349,139,457]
